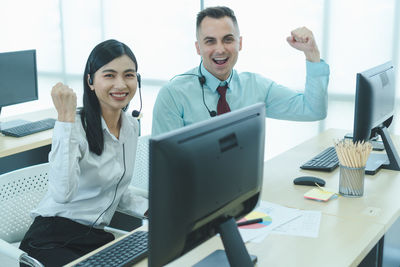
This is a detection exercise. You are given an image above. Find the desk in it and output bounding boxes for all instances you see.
[67,128,400,266]
[0,108,56,157]
[263,129,400,232]
[0,109,56,174]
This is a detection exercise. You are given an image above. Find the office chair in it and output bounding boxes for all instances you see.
[0,162,49,267]
[130,135,150,198]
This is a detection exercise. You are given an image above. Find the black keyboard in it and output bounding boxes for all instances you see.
[1,118,56,137]
[74,231,148,267]
[300,146,339,172]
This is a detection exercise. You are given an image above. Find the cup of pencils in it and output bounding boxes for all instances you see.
[334,139,372,197]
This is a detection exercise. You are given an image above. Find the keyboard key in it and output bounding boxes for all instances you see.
[300,146,339,172]
[1,118,56,137]
[74,231,148,267]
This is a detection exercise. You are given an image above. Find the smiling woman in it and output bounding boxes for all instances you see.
[18,39,148,267]
[87,54,138,139]
[80,40,140,154]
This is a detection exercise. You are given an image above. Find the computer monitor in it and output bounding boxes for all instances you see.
[148,103,265,267]
[0,49,38,129]
[353,61,400,174]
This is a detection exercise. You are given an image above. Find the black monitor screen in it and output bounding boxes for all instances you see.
[353,61,400,174]
[353,61,395,141]
[149,103,265,267]
[0,49,38,108]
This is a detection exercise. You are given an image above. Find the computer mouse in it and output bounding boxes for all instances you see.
[293,176,325,187]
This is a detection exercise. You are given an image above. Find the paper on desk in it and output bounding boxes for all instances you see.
[271,210,321,238]
[238,201,300,243]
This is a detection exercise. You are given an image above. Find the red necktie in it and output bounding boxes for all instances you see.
[217,85,231,115]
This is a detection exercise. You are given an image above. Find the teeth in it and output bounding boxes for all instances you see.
[111,93,128,97]
[213,57,228,65]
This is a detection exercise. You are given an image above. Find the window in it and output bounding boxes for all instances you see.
[0,0,62,116]
[0,1,399,157]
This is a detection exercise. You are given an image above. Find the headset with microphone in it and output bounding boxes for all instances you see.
[198,63,233,117]
[171,62,217,117]
[198,66,217,117]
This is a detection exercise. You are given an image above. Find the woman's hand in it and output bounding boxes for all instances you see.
[51,82,77,122]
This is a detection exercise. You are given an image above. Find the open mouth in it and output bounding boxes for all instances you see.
[213,57,228,65]
[110,92,129,100]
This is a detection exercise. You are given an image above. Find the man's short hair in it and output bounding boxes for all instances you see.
[196,6,239,36]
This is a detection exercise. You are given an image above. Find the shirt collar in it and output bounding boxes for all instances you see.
[100,111,133,142]
[200,63,233,93]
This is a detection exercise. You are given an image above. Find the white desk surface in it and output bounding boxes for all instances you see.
[0,108,56,158]
[262,129,400,232]
[67,128,400,267]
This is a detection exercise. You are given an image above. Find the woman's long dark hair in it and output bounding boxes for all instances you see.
[81,39,138,155]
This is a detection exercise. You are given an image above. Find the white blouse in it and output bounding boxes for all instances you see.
[32,111,148,227]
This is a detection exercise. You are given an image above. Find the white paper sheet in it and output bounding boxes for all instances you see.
[238,201,301,243]
[238,201,322,243]
[272,210,321,238]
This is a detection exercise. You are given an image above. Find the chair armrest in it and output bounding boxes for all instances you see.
[0,239,44,267]
[0,239,25,263]
[103,226,130,239]
[130,186,148,198]
[20,254,44,267]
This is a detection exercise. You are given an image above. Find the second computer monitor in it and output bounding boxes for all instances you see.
[0,49,38,110]
[149,103,266,267]
[353,61,400,174]
[0,49,38,130]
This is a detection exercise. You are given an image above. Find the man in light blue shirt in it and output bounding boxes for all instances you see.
[152,6,330,136]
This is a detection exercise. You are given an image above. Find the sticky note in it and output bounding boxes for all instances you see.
[304,188,336,202]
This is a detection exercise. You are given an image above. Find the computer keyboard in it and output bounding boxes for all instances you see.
[1,118,56,137]
[300,146,339,172]
[74,230,148,267]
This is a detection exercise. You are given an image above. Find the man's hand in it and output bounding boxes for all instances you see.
[51,82,77,122]
[286,27,320,62]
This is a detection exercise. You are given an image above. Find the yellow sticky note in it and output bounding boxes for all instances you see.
[304,188,335,202]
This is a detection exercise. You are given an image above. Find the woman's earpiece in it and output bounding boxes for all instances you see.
[87,63,93,85]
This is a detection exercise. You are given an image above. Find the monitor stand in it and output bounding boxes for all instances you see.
[345,133,384,151]
[193,218,257,267]
[365,126,400,175]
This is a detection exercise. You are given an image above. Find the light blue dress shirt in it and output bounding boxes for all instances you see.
[152,61,330,136]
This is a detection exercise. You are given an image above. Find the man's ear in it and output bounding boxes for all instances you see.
[195,41,201,55]
[239,36,243,51]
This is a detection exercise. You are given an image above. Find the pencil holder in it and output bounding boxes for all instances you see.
[339,165,365,197]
